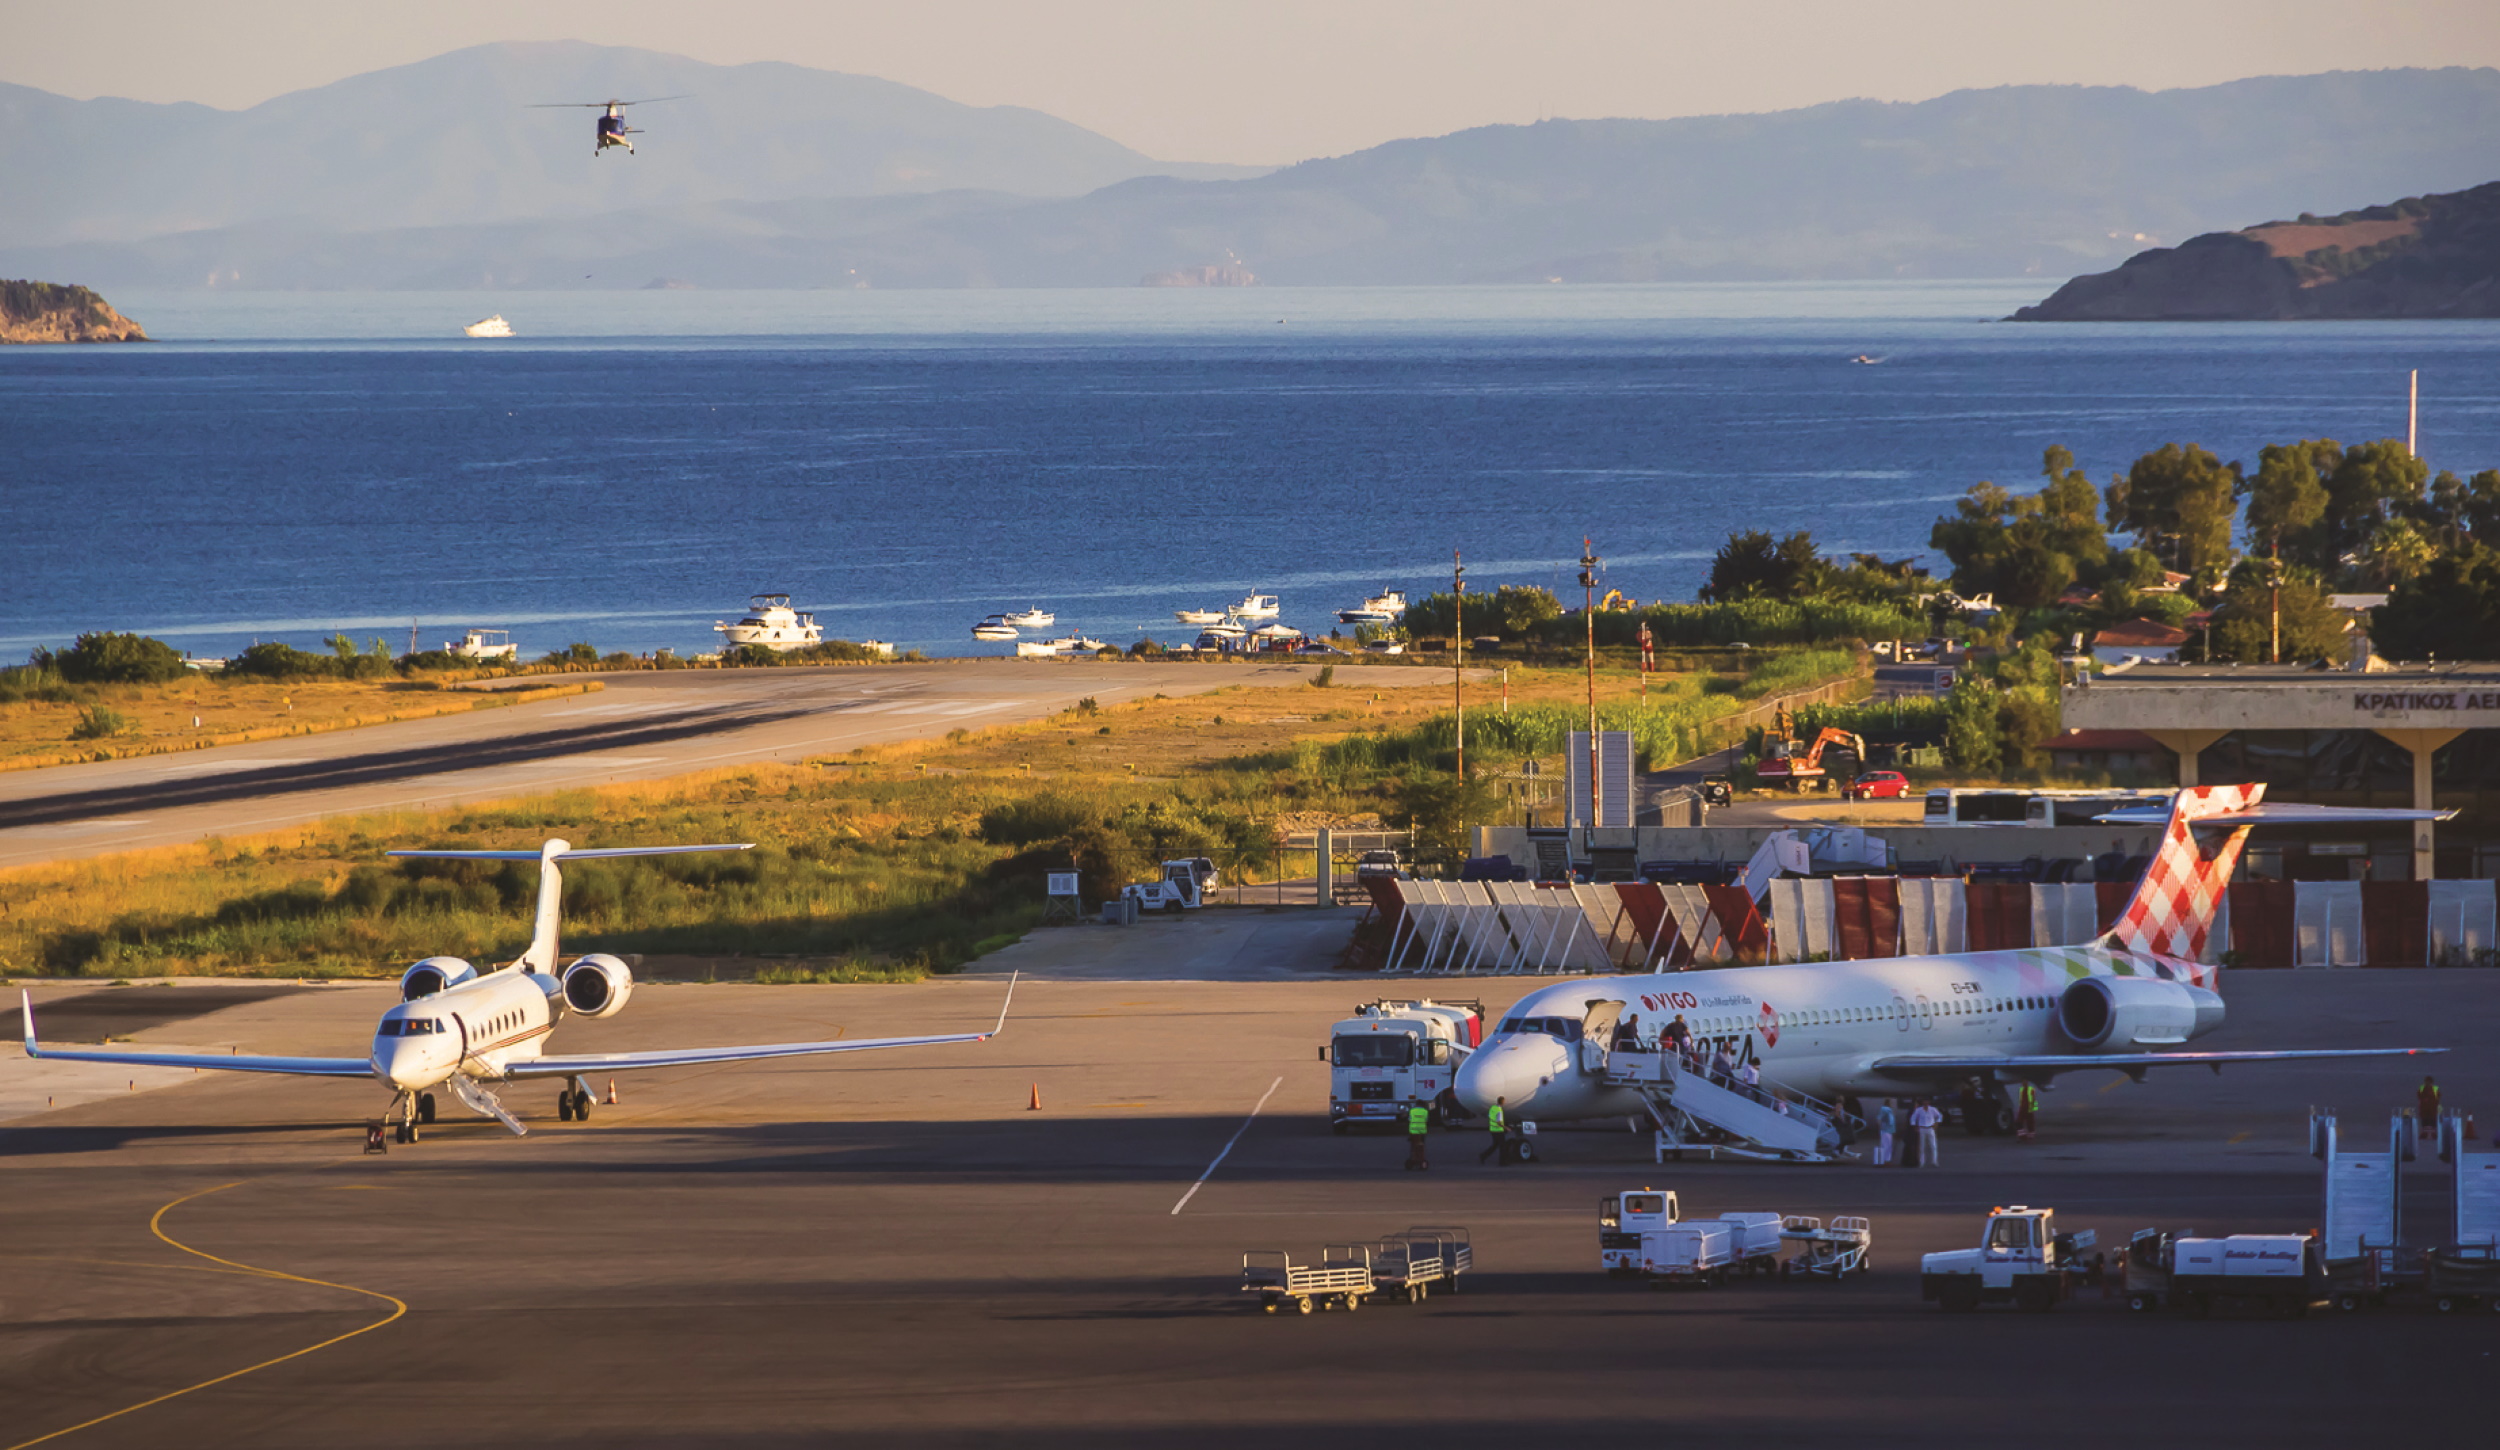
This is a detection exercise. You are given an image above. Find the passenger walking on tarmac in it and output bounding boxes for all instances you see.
[1405,1098,1431,1171]
[1874,1099,1897,1166]
[2419,1075,2442,1136]
[1479,1097,1510,1165]
[2014,1081,2039,1142]
[1909,1098,1944,1167]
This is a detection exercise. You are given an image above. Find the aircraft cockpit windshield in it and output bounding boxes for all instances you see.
[377,1018,446,1037]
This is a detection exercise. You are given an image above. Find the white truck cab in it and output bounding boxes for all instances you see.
[1599,1188,1682,1274]
[1123,857,1219,914]
[1922,1205,2099,1312]
[1324,999,1482,1133]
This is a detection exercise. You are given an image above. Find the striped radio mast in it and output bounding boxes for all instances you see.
[2408,369,2419,457]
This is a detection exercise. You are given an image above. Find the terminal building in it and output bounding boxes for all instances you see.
[2058,663,2500,882]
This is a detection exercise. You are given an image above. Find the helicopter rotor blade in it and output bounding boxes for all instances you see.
[611,96,687,107]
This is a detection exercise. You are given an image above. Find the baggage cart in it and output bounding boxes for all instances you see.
[1355,1225,1473,1303]
[1778,1215,1872,1281]
[2425,1250,2500,1315]
[1720,1212,1787,1277]
[2324,1243,2427,1313]
[1641,1221,1735,1288]
[1241,1248,1376,1316]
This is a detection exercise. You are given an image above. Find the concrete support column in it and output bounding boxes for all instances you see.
[2372,728,2462,880]
[1315,827,1334,907]
[2143,729,2228,788]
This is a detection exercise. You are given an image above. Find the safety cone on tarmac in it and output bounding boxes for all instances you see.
[607,1078,618,1105]
[1029,1083,1042,1111]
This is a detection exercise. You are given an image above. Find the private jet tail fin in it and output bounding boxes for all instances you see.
[2098,784,2263,968]
[387,840,753,973]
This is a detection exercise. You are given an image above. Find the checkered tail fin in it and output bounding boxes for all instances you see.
[2098,783,2265,966]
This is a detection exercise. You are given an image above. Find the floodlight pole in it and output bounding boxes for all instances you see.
[2408,368,2419,458]
[1581,538,1601,835]
[1453,550,1466,783]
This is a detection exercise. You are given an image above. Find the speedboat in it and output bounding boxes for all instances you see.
[1230,593,1281,620]
[716,594,824,651]
[1068,636,1109,652]
[1199,618,1247,639]
[1174,608,1228,625]
[1337,589,1408,625]
[1003,607,1056,629]
[972,616,1020,641]
[464,315,515,338]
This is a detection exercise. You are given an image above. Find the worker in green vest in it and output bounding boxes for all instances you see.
[1479,1097,1509,1165]
[1405,1099,1431,1171]
[2015,1081,2039,1142]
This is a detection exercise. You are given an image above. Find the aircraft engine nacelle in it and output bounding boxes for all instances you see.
[2057,976,2219,1049]
[401,956,478,1001]
[561,954,634,1019]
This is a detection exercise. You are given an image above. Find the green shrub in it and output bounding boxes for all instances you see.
[45,632,190,684]
[68,704,132,740]
[979,793,1095,845]
[221,641,338,679]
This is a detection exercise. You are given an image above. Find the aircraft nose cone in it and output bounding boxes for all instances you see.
[1456,1035,1571,1116]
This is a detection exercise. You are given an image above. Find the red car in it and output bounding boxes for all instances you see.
[1846,770,1908,800]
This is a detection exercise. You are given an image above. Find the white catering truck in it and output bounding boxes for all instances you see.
[1323,999,1482,1132]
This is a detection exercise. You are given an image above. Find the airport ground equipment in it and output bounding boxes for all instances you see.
[1641,1221,1736,1287]
[1720,1212,1788,1276]
[1123,857,1219,914]
[1600,1189,1682,1275]
[1347,1226,1473,1303]
[1603,1048,1850,1163]
[2124,1232,2324,1318]
[2430,1112,2500,1311]
[1921,1206,2099,1312]
[1324,999,1483,1132]
[1242,1248,1376,1315]
[2311,1109,2425,1310]
[1779,1215,1872,1281]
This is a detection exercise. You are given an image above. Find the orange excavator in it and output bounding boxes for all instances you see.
[1756,726,1866,792]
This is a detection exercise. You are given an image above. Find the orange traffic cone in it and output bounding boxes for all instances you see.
[606,1078,618,1105]
[1028,1083,1042,1111]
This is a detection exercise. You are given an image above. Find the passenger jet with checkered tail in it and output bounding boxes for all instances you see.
[1454,785,2446,1129]
[22,841,1015,1142]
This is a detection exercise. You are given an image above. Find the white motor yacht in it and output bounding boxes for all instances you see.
[1337,589,1409,625]
[1231,592,1281,620]
[1016,638,1066,657]
[860,640,896,658]
[1003,608,1056,629]
[464,315,515,338]
[715,594,824,651]
[972,616,1020,641]
[1199,618,1247,639]
[445,627,519,661]
[1174,608,1228,625]
[1071,635,1108,652]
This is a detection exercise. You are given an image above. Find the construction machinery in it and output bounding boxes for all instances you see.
[1756,726,1867,793]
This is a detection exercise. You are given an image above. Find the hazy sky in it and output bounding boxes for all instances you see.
[7,0,2497,163]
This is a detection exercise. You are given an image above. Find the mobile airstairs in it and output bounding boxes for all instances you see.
[1603,1049,1857,1164]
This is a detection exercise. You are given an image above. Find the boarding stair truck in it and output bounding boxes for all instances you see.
[1920,1206,2098,1312]
[1123,857,1219,914]
[2429,1112,2500,1313]
[1324,999,1483,1132]
[1601,1045,1849,1163]
[2312,1110,2423,1311]
[1600,1189,1681,1276]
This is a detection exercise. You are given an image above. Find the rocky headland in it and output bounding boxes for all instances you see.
[2014,180,2500,320]
[1,280,148,343]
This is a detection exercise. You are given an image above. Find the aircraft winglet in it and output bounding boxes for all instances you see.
[988,972,1019,1039]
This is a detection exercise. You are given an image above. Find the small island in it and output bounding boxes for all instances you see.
[1,279,149,343]
[2014,180,2500,321]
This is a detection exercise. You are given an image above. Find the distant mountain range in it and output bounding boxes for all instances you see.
[9,48,2500,290]
[2015,180,2500,319]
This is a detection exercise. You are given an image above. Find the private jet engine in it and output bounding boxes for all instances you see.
[2056,975,2223,1049]
[561,953,634,1019]
[401,956,479,1000]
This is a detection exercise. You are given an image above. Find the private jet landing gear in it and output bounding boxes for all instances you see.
[388,1089,422,1144]
[557,1076,594,1122]
[418,1092,436,1124]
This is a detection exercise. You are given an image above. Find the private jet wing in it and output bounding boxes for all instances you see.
[20,994,372,1076]
[501,972,1019,1078]
[1873,1045,2444,1078]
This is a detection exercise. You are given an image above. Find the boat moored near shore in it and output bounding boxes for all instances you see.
[715,594,823,651]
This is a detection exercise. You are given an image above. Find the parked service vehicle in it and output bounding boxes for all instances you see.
[1600,1189,1682,1275]
[1122,856,1219,913]
[1643,1221,1736,1286]
[1921,1205,2099,1312]
[1599,1191,1785,1286]
[2123,1229,2325,1318]
[1780,1215,1873,1281]
[1844,770,1908,801]
[1324,999,1482,1132]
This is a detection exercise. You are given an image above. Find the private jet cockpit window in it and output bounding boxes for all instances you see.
[1333,1034,1416,1068]
[378,1019,443,1037]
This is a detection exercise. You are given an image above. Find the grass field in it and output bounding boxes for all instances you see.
[0,652,1858,982]
[0,675,600,768]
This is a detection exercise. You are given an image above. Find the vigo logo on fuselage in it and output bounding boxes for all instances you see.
[1636,990,1755,1014]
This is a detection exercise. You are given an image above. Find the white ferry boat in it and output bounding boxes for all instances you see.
[464,315,515,338]
[972,616,1020,641]
[446,627,519,661]
[1002,607,1055,629]
[1174,608,1228,626]
[1337,589,1408,625]
[714,594,823,651]
[1231,593,1281,620]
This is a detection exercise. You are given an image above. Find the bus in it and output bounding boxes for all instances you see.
[1921,787,2173,828]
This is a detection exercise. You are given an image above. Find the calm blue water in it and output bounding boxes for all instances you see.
[5,283,2497,661]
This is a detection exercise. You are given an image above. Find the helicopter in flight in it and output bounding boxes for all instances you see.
[532,96,683,155]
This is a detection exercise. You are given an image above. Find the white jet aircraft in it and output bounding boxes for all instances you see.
[21,840,1014,1142]
[1453,784,2446,1130]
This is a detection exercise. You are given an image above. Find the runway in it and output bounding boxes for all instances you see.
[0,660,1438,871]
[2,965,2487,1447]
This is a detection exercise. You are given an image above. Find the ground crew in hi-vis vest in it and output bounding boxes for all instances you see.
[1479,1097,1509,1165]
[1405,1100,1431,1171]
[2015,1081,2039,1142]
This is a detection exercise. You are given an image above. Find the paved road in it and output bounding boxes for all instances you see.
[0,661,1448,871]
[0,966,2485,1448]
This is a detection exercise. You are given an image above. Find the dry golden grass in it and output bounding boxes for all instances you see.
[0,678,599,769]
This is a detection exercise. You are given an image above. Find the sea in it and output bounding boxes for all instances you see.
[4,282,2497,662]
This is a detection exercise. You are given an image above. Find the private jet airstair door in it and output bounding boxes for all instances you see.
[1580,999,1625,1074]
